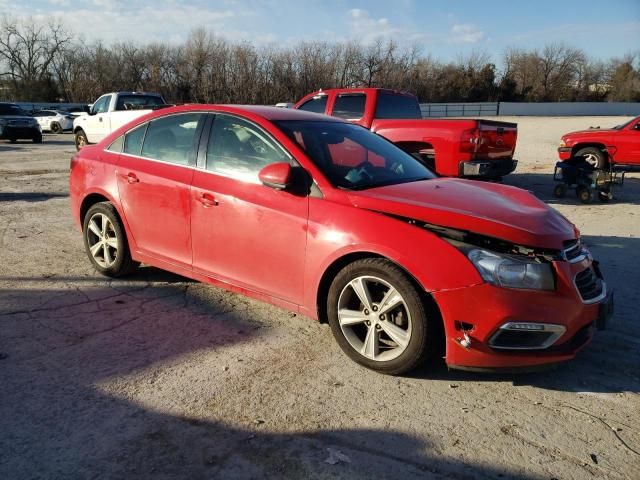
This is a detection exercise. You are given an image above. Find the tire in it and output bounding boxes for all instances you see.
[598,189,612,203]
[75,129,88,151]
[575,147,607,169]
[577,186,592,204]
[327,258,437,375]
[51,122,62,134]
[83,202,139,277]
[32,133,43,144]
[553,184,567,198]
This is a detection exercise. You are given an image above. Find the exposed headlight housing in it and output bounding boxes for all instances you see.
[467,249,555,291]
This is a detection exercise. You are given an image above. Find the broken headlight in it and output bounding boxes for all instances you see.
[467,249,555,291]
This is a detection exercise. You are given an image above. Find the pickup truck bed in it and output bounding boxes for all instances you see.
[294,88,518,178]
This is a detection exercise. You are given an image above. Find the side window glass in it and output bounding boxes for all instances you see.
[123,124,147,156]
[141,113,203,165]
[333,94,366,119]
[206,115,290,181]
[92,96,110,114]
[107,135,124,153]
[298,96,327,114]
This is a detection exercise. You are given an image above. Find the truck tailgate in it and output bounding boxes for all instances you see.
[475,120,517,159]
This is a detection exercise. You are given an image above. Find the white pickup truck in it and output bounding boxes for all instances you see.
[73,92,168,150]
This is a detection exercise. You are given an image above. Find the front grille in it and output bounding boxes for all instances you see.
[575,267,604,302]
[562,239,582,262]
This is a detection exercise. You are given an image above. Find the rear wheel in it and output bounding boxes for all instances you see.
[577,186,592,204]
[75,129,88,151]
[83,202,139,277]
[327,258,436,375]
[553,184,567,198]
[575,147,606,169]
[50,121,62,134]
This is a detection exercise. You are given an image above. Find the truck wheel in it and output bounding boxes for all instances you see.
[575,147,606,169]
[75,129,88,151]
[83,202,139,277]
[327,258,437,375]
[577,186,592,204]
[553,184,567,198]
[32,133,43,144]
[51,122,62,134]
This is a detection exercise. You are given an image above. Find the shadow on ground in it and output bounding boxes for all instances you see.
[503,172,640,206]
[0,192,69,202]
[0,275,535,479]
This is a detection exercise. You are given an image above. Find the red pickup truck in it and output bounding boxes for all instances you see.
[558,115,640,169]
[294,88,518,178]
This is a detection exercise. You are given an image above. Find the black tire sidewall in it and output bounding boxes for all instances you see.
[51,122,61,133]
[82,202,133,277]
[75,130,87,151]
[327,258,431,375]
[575,147,606,169]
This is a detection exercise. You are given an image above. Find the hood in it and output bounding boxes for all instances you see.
[563,128,615,138]
[348,178,577,249]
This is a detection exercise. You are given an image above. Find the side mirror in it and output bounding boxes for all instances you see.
[258,162,292,190]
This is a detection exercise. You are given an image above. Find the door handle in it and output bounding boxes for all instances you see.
[121,172,139,184]
[198,193,218,207]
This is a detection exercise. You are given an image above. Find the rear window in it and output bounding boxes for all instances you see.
[375,93,421,119]
[298,96,328,114]
[115,95,165,111]
[333,94,366,119]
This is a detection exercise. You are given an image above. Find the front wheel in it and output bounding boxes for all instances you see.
[575,147,607,169]
[83,202,139,277]
[51,122,62,134]
[75,129,88,151]
[577,186,592,204]
[327,258,436,375]
[32,133,43,144]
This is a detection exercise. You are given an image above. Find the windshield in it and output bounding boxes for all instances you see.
[613,116,640,130]
[0,104,29,116]
[275,120,435,190]
[375,93,422,119]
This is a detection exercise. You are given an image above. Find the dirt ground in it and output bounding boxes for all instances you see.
[1,117,639,479]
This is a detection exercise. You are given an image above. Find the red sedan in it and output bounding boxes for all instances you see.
[69,105,612,374]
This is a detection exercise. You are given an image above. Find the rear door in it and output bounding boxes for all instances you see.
[116,112,206,267]
[190,113,309,304]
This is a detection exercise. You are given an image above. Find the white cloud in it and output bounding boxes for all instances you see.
[451,24,485,43]
[347,8,401,44]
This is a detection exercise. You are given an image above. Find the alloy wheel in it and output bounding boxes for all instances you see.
[337,275,412,362]
[86,213,119,268]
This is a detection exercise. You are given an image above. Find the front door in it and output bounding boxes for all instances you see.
[84,94,112,143]
[615,119,640,164]
[116,112,205,267]
[190,113,309,304]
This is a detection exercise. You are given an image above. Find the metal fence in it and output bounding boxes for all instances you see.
[420,101,640,117]
[420,102,499,117]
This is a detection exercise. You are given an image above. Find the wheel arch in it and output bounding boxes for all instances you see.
[395,141,435,169]
[315,251,438,325]
[571,142,607,157]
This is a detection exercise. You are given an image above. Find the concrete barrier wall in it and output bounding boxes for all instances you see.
[420,102,640,117]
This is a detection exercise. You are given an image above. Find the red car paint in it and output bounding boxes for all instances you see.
[70,104,608,371]
[294,88,518,178]
[558,115,640,165]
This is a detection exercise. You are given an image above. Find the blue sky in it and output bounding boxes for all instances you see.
[12,0,640,61]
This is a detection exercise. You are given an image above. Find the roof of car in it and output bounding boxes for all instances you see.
[158,104,344,122]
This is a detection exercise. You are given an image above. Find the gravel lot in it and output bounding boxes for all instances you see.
[1,118,639,479]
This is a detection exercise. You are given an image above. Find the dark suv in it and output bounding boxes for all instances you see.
[0,103,42,143]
